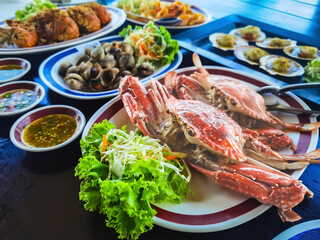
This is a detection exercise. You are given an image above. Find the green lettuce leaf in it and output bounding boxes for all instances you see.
[304,57,320,83]
[15,0,57,21]
[75,120,190,239]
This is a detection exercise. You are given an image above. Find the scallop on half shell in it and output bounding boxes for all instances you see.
[259,55,304,77]
[209,33,248,51]
[256,37,297,49]
[283,45,320,60]
[234,46,269,65]
[229,25,266,42]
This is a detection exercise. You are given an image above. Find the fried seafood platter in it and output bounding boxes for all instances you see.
[0,2,126,55]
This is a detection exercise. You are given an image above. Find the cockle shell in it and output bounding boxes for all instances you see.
[256,38,297,49]
[234,46,269,65]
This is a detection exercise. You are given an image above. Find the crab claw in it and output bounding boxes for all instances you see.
[187,160,312,222]
[268,113,320,132]
[119,75,159,137]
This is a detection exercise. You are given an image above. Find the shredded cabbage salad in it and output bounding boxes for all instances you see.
[119,22,179,67]
[15,0,57,21]
[75,120,191,240]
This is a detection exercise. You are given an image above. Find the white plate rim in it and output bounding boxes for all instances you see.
[39,35,183,100]
[82,66,318,232]
[0,6,126,55]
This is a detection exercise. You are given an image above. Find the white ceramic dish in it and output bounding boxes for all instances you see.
[0,58,31,83]
[113,0,212,29]
[0,6,126,55]
[10,105,86,152]
[39,35,183,100]
[0,81,45,117]
[82,66,318,232]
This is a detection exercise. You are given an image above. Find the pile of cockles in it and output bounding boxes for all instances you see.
[58,41,155,92]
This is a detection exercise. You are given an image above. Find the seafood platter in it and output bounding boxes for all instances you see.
[114,0,212,29]
[0,2,126,55]
[1,1,320,240]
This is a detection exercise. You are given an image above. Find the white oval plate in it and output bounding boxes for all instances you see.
[0,6,126,55]
[82,66,318,233]
[113,0,212,29]
[39,35,182,100]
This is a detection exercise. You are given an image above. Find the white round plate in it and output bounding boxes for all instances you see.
[0,6,126,55]
[113,0,212,29]
[82,66,318,232]
[39,35,182,100]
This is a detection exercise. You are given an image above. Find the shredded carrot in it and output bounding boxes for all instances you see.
[101,135,112,152]
[115,43,120,48]
[141,42,148,55]
[165,155,178,161]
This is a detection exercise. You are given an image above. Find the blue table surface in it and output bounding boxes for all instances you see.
[1,1,320,240]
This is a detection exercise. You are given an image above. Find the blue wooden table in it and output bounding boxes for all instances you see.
[0,1,320,239]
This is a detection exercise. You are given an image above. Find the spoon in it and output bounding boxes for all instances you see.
[266,102,320,116]
[126,11,182,26]
[255,82,320,95]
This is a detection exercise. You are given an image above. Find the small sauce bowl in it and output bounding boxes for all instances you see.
[0,58,31,84]
[10,105,86,152]
[0,81,45,117]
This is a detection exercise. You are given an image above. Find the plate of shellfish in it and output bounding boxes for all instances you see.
[0,3,126,55]
[83,53,320,232]
[39,35,183,99]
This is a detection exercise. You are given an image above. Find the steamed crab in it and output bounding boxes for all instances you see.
[164,53,320,170]
[119,75,312,222]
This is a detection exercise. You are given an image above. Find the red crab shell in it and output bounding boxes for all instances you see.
[167,98,246,161]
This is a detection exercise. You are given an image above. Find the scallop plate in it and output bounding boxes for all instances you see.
[234,46,269,65]
[283,46,320,61]
[209,33,248,51]
[229,26,266,42]
[259,55,304,77]
[39,35,183,100]
[256,38,297,49]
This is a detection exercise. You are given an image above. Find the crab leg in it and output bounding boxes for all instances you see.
[243,133,320,170]
[119,75,162,136]
[188,160,312,222]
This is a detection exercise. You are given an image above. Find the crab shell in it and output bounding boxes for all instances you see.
[189,71,278,125]
[167,98,246,161]
[119,75,246,162]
